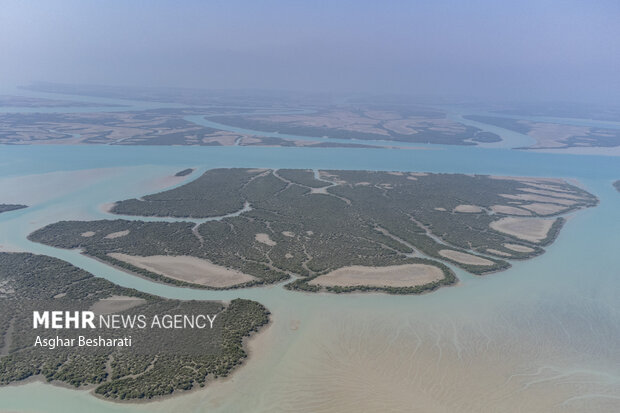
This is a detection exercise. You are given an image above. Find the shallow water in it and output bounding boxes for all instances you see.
[0,139,619,412]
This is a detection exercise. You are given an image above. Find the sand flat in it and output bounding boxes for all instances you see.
[486,249,512,257]
[454,204,483,213]
[520,203,567,215]
[490,175,565,184]
[491,218,555,243]
[255,233,276,246]
[504,243,535,253]
[439,250,494,266]
[308,264,444,288]
[80,231,96,237]
[108,253,257,287]
[104,230,130,239]
[500,193,576,206]
[310,187,329,194]
[517,187,584,200]
[89,296,146,315]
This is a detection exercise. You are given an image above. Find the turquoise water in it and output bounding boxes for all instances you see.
[0,122,619,410]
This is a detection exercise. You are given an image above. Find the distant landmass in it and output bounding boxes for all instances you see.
[0,95,122,108]
[0,204,27,214]
[4,83,500,147]
[465,115,620,149]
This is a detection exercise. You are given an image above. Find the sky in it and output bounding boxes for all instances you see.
[1,0,619,102]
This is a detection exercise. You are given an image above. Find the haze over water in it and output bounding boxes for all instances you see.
[2,0,620,103]
[1,0,619,411]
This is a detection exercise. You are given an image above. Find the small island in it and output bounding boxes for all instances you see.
[614,180,620,192]
[175,168,195,177]
[0,252,270,401]
[28,169,597,294]
[0,204,27,214]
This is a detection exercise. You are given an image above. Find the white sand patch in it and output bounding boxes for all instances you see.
[409,172,428,177]
[308,264,444,288]
[285,253,294,259]
[454,204,483,213]
[517,187,584,200]
[486,249,512,257]
[247,168,268,173]
[490,205,532,216]
[434,207,446,211]
[500,193,576,206]
[504,243,535,253]
[81,231,96,237]
[282,231,295,237]
[406,176,418,181]
[388,172,404,176]
[306,231,314,236]
[255,233,276,246]
[108,253,257,287]
[490,176,565,184]
[520,182,573,192]
[490,218,555,243]
[90,296,146,315]
[439,250,494,266]
[520,203,568,215]
[355,182,372,186]
[310,187,328,194]
[101,202,117,213]
[104,230,130,239]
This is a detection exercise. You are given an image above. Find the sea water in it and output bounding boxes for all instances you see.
[0,127,619,411]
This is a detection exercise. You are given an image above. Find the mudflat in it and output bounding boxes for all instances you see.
[491,218,554,243]
[308,264,444,288]
[108,253,257,287]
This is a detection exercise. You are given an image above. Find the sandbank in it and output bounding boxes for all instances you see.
[308,264,444,288]
[439,250,494,266]
[108,253,257,287]
[503,243,535,253]
[490,218,554,243]
[255,233,276,246]
[104,230,129,239]
[454,204,483,213]
[89,295,146,315]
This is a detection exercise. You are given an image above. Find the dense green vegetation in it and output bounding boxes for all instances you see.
[276,169,331,188]
[29,169,597,294]
[111,168,258,217]
[0,204,27,214]
[0,252,270,400]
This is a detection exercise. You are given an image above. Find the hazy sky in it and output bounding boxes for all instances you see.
[2,0,619,102]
